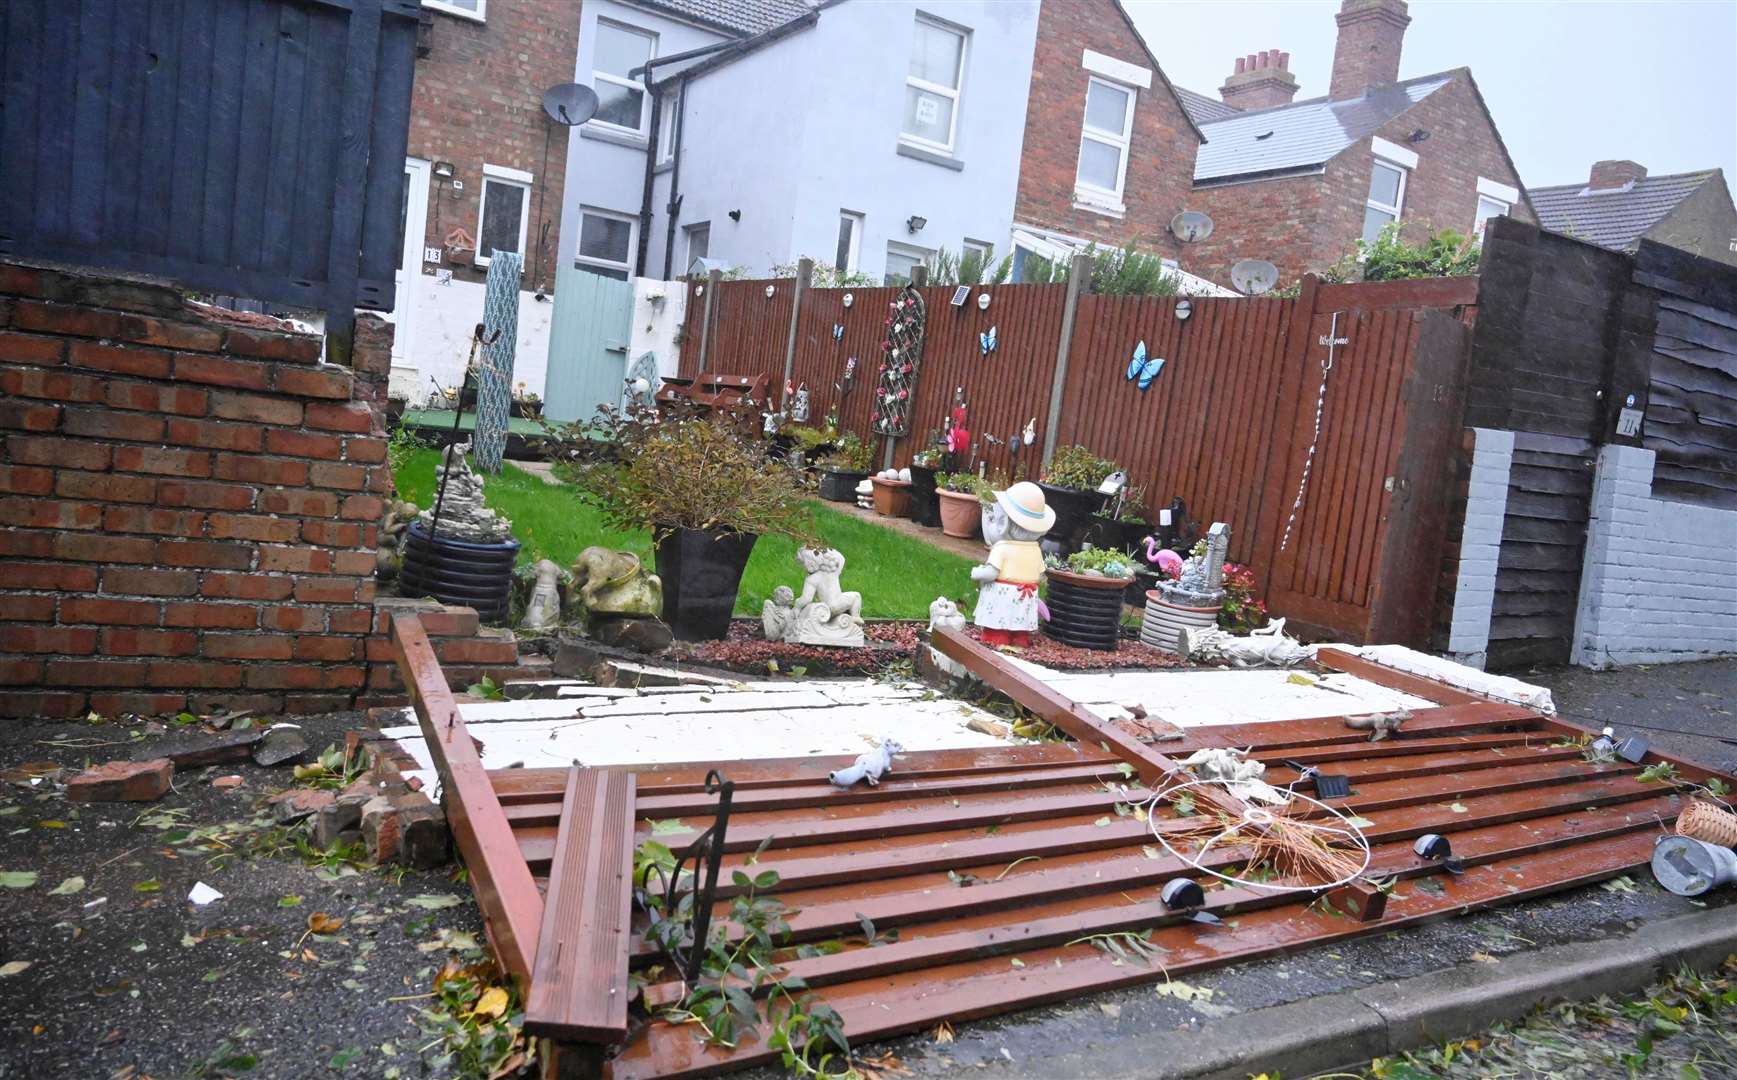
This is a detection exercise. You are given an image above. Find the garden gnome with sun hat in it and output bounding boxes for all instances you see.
[971,481,1055,646]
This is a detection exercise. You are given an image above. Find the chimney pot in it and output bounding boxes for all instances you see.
[1220,44,1303,111]
[1278,50,1290,70]
[1235,56,1247,74]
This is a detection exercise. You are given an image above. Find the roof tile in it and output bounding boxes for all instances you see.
[1528,171,1718,252]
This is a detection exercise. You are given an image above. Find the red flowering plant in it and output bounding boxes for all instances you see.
[1218,563,1268,632]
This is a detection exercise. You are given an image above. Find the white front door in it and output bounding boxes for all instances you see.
[392,158,432,383]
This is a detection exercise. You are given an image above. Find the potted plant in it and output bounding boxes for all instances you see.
[1044,547,1136,651]
[1039,445,1117,552]
[784,422,839,471]
[575,403,815,641]
[511,385,542,421]
[908,447,943,527]
[815,431,873,502]
[871,470,912,517]
[935,472,984,539]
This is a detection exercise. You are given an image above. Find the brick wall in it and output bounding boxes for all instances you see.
[1571,444,1737,668]
[1187,173,1329,287]
[409,1,579,289]
[1013,0,1197,259]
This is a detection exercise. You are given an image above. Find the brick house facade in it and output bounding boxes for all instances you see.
[1011,0,1204,266]
[1178,0,1535,289]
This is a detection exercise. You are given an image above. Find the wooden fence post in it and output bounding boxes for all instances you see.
[783,257,812,391]
[697,268,721,374]
[1040,251,1094,468]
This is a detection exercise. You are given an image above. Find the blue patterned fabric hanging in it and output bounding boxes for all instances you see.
[474,251,522,473]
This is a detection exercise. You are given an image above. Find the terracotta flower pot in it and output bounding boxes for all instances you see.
[936,488,981,539]
[871,477,911,517]
[1140,590,1220,655]
[1045,569,1133,651]
[653,527,758,641]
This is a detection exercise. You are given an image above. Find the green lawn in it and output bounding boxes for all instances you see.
[394,449,975,618]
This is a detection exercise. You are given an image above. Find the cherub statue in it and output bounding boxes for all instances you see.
[761,548,865,647]
[971,482,1054,647]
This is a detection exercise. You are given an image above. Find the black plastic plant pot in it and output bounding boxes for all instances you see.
[1082,516,1150,554]
[654,527,759,641]
[1037,482,1110,554]
[398,521,520,623]
[908,465,940,527]
[817,469,868,503]
[1044,569,1132,651]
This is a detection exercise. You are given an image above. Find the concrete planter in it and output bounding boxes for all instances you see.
[1141,590,1220,655]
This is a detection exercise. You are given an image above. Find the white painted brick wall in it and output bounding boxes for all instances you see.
[1572,444,1737,668]
[1445,428,1515,669]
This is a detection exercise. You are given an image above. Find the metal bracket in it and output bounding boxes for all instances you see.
[641,769,734,990]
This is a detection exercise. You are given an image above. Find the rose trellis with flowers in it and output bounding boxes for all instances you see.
[872,284,926,437]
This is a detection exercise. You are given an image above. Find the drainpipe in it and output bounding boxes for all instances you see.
[660,74,689,280]
[634,89,663,278]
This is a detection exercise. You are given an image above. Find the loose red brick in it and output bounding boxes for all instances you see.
[212,453,308,486]
[157,539,253,570]
[0,625,99,654]
[0,497,103,531]
[262,606,327,633]
[87,692,188,716]
[2,594,57,622]
[102,567,200,597]
[0,528,54,558]
[63,406,165,442]
[0,562,98,591]
[67,340,173,379]
[164,417,264,452]
[53,532,156,564]
[67,758,174,802]
[257,545,333,574]
[6,434,111,471]
[202,633,294,661]
[308,461,366,491]
[209,391,303,427]
[99,628,197,657]
[339,494,385,521]
[158,480,256,511]
[60,597,161,626]
[0,465,53,495]
[206,513,300,543]
[0,658,46,685]
[56,471,158,504]
[200,573,294,601]
[101,506,206,537]
[0,401,63,432]
[293,578,363,604]
[147,661,243,689]
[105,381,208,416]
[436,637,521,665]
[264,429,343,460]
[0,330,68,365]
[305,402,376,434]
[112,445,212,478]
[1,367,104,403]
[174,352,274,391]
[328,607,373,634]
[343,436,389,464]
[293,636,361,662]
[164,601,260,629]
[43,659,151,686]
[259,487,338,517]
[224,327,322,363]
[273,365,353,399]
[0,691,88,719]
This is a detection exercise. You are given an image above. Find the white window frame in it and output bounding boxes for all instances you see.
[575,206,638,279]
[901,16,967,155]
[474,163,531,269]
[1363,158,1408,243]
[836,211,864,274]
[1074,75,1136,210]
[683,221,710,270]
[884,241,931,286]
[656,93,677,166]
[590,19,657,138]
[424,0,485,23]
[1473,176,1519,239]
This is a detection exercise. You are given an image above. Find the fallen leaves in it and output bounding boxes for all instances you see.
[48,876,85,896]
[1153,979,1214,1003]
[0,960,31,977]
[470,986,509,1019]
[404,894,462,910]
[0,871,38,889]
[307,912,344,935]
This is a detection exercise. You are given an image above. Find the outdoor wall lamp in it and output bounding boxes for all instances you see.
[976,291,991,311]
[765,284,776,298]
[1175,298,1192,321]
[432,161,455,177]
[842,293,854,308]
[1406,128,1430,144]
[906,214,927,234]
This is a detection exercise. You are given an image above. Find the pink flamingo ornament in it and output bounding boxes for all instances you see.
[1141,536,1184,579]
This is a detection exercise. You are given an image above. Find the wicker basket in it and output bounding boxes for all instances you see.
[1676,799,1737,848]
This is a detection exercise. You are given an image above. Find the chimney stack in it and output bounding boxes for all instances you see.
[1328,0,1410,100]
[1589,160,1647,190]
[1219,48,1299,111]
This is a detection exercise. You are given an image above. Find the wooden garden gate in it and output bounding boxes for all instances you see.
[542,267,635,424]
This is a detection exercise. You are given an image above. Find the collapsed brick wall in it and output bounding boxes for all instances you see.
[0,259,526,720]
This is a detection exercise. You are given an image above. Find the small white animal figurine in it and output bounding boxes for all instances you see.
[828,738,904,787]
[520,559,562,631]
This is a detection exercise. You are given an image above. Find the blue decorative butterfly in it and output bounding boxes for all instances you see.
[1138,352,1166,390]
[832,323,844,342]
[1126,339,1146,381]
[979,325,998,355]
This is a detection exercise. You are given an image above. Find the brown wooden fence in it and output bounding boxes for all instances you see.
[680,272,1479,645]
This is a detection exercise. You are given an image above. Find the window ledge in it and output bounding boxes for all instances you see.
[896,141,964,172]
[654,160,673,176]
[582,125,650,151]
[424,1,485,23]
[1072,194,1126,219]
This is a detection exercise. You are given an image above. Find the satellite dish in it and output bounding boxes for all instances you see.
[541,83,599,127]
[1170,210,1214,243]
[1231,258,1280,296]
